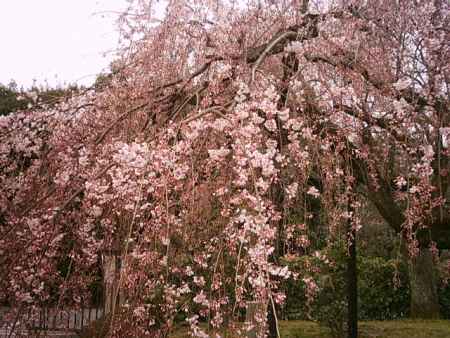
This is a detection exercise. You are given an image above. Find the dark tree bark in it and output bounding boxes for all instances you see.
[347,223,358,338]
[267,301,278,338]
[409,247,440,318]
[407,229,441,319]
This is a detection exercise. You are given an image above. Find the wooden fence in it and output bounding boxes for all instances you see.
[1,254,124,337]
[0,306,104,337]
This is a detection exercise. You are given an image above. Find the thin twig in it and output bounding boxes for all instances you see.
[110,184,143,333]
[180,106,230,125]
[95,103,148,145]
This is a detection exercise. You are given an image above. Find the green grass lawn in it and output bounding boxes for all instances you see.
[279,320,450,338]
[171,320,450,338]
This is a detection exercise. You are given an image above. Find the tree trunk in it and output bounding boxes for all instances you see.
[409,247,440,318]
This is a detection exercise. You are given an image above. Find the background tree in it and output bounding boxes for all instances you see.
[0,81,30,116]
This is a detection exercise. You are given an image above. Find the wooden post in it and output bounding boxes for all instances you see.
[102,252,127,317]
[347,200,358,338]
[81,306,85,329]
[103,254,116,315]
[246,301,266,338]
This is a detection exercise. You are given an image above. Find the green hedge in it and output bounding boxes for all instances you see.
[282,250,450,322]
[438,256,450,319]
[358,257,410,320]
[438,276,450,319]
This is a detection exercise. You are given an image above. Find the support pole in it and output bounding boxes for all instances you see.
[347,203,358,338]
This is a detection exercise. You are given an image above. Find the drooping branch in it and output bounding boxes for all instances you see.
[251,31,299,83]
[246,14,320,64]
[341,140,405,233]
[148,56,223,95]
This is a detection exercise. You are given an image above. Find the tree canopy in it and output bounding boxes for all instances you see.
[0,0,449,336]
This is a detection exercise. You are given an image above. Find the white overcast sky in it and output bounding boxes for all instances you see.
[0,0,129,89]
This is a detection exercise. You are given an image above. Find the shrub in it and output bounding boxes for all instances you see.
[311,244,348,338]
[358,257,409,320]
[438,257,450,319]
[438,283,450,319]
[282,248,411,325]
